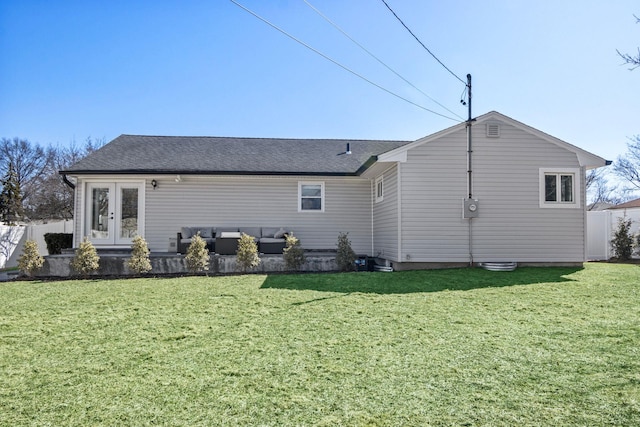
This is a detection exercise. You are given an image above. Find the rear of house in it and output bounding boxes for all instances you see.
[61,111,607,269]
[370,112,606,268]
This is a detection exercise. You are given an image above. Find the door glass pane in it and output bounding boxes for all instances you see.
[120,188,138,238]
[91,187,110,238]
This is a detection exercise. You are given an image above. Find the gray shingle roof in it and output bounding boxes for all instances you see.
[61,135,411,176]
[608,198,640,210]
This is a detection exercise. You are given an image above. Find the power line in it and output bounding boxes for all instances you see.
[380,0,466,85]
[230,0,462,122]
[303,0,464,121]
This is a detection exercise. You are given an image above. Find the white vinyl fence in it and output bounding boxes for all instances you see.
[0,221,73,269]
[586,209,640,261]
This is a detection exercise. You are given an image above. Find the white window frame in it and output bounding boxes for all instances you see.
[374,176,384,203]
[539,168,581,208]
[298,181,325,212]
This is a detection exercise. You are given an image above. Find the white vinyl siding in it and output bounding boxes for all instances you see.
[401,133,469,262]
[471,124,585,262]
[73,179,83,247]
[372,166,398,260]
[144,175,372,254]
[399,122,586,263]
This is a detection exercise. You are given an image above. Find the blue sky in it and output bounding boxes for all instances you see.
[0,0,638,164]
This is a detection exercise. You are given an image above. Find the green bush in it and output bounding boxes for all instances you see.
[236,233,261,273]
[70,237,100,276]
[185,233,210,273]
[336,232,356,272]
[43,233,73,255]
[611,217,634,261]
[17,240,44,277]
[283,233,305,271]
[127,235,152,274]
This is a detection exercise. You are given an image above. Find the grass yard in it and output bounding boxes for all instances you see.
[1,263,639,426]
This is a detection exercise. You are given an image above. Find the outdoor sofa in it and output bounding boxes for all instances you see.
[177,226,290,255]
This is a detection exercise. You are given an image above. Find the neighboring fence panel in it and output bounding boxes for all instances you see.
[0,221,73,269]
[0,226,26,270]
[25,221,74,257]
[586,211,611,261]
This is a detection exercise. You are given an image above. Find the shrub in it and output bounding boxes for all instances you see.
[185,233,210,273]
[70,237,100,276]
[127,235,152,274]
[17,240,44,277]
[336,232,356,272]
[283,233,305,271]
[236,233,261,273]
[611,217,634,261]
[43,233,73,255]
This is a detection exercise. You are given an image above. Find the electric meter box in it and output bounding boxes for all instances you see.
[463,198,480,218]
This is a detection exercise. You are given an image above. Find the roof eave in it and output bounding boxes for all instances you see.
[60,169,361,177]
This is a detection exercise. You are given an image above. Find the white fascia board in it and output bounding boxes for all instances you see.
[377,150,407,163]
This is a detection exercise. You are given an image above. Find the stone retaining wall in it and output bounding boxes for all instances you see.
[35,253,338,278]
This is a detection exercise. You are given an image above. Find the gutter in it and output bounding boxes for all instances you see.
[62,174,76,189]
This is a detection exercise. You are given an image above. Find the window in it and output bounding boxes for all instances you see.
[299,182,324,212]
[539,168,580,208]
[375,176,384,203]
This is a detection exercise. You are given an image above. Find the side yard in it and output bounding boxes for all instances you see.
[1,263,638,426]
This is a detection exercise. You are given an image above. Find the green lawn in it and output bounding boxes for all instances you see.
[1,263,639,426]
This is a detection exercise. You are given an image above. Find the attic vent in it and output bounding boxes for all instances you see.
[486,123,501,138]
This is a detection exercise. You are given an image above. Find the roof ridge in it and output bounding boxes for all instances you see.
[117,134,411,143]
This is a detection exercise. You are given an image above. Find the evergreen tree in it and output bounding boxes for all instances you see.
[17,240,45,277]
[185,233,210,273]
[611,217,634,261]
[0,162,24,225]
[336,232,357,272]
[236,233,261,273]
[283,233,305,271]
[127,235,152,274]
[70,237,100,276]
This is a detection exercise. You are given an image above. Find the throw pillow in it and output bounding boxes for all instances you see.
[274,228,287,239]
[181,226,193,238]
[198,227,213,238]
[261,227,278,238]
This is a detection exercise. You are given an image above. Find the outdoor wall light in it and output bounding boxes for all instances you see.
[151,179,158,189]
[175,175,182,183]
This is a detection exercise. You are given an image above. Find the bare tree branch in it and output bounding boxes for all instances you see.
[617,14,640,70]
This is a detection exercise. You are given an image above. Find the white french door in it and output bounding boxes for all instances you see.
[86,182,144,246]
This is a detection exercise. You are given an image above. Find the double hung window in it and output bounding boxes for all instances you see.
[299,182,324,212]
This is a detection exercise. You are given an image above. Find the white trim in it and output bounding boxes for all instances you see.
[539,168,581,209]
[397,163,402,262]
[83,180,146,245]
[375,175,384,203]
[377,150,407,163]
[298,181,325,212]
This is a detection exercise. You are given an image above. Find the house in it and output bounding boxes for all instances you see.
[61,111,608,269]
